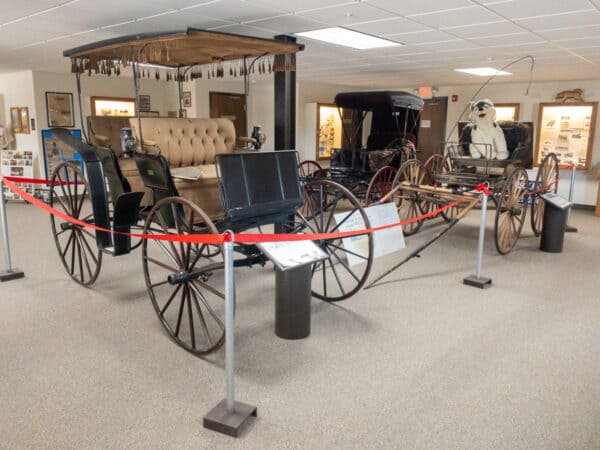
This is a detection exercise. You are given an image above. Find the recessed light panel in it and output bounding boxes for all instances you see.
[295,27,401,50]
[454,67,511,76]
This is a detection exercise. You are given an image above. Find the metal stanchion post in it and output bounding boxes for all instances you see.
[204,232,256,437]
[0,179,25,282]
[565,164,578,232]
[463,191,492,289]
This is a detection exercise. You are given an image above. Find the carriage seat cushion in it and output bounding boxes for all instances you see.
[125,117,236,216]
[87,116,132,155]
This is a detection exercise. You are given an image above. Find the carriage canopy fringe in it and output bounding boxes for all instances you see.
[63,28,304,80]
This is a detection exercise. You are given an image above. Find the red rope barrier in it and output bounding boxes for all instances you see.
[2,176,473,245]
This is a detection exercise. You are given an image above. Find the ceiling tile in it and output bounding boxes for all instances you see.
[515,10,600,30]
[363,0,473,16]
[471,32,544,47]
[297,3,396,26]
[414,40,479,52]
[350,17,432,35]
[184,0,286,23]
[559,36,600,49]
[207,23,279,39]
[536,24,600,41]
[443,20,525,38]
[246,15,328,33]
[103,12,233,35]
[484,0,593,19]
[407,5,503,28]
[249,0,353,13]
[385,30,459,45]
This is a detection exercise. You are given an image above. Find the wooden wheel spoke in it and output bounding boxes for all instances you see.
[329,250,361,283]
[190,278,225,300]
[75,229,99,266]
[152,237,183,270]
[327,241,369,262]
[160,284,182,316]
[327,257,346,296]
[190,289,214,347]
[145,255,179,273]
[174,290,186,337]
[189,282,225,330]
[185,286,196,350]
[155,210,184,267]
[74,231,94,282]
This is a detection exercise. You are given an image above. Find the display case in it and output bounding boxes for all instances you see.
[535,102,597,169]
[494,103,519,121]
[316,103,343,160]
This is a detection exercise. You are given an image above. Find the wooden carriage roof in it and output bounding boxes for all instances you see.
[63,28,304,69]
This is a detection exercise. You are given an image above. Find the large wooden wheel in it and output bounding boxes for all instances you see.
[391,159,431,236]
[530,153,559,236]
[365,166,397,206]
[289,179,373,301]
[297,160,323,178]
[494,167,529,254]
[50,162,102,286]
[142,196,225,356]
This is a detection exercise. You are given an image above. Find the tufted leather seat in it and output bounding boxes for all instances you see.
[126,117,236,217]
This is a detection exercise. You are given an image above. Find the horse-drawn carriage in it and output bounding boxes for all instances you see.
[49,29,375,356]
[298,90,424,206]
[387,119,560,253]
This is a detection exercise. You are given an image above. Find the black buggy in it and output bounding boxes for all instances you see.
[299,91,424,207]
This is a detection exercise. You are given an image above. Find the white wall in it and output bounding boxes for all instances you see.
[0,71,40,174]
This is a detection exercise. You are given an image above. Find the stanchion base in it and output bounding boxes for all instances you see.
[0,269,25,282]
[463,275,492,289]
[565,225,578,233]
[203,399,257,437]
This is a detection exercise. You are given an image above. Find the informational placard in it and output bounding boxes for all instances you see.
[541,192,572,210]
[335,202,405,266]
[257,239,328,271]
[1,148,34,201]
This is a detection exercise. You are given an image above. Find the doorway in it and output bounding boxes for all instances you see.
[417,97,448,162]
[209,92,247,140]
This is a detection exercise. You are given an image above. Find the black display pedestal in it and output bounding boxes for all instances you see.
[275,264,311,339]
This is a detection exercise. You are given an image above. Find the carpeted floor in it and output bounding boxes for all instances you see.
[1,201,599,449]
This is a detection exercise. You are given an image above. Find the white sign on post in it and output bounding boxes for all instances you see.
[257,239,328,271]
[334,202,405,266]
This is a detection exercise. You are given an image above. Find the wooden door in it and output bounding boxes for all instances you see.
[417,97,448,162]
[209,92,247,140]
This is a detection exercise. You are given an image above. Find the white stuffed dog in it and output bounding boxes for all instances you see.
[468,99,509,160]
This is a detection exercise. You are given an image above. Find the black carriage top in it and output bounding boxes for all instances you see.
[334,91,424,111]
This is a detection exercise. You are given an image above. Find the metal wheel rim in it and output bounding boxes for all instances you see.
[50,162,102,286]
[289,179,374,301]
[495,168,529,254]
[142,196,225,355]
[531,153,559,236]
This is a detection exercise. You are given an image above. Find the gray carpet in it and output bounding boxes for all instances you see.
[1,201,599,449]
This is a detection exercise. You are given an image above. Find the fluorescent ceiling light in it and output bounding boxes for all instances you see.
[454,67,511,76]
[295,27,401,50]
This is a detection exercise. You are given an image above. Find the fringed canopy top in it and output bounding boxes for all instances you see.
[64,28,304,76]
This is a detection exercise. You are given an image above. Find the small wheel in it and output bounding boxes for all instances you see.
[298,160,323,178]
[495,168,529,254]
[290,179,373,301]
[50,162,102,286]
[143,196,225,356]
[531,153,559,236]
[391,159,431,235]
[365,166,397,206]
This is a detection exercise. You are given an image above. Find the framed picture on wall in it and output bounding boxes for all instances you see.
[46,92,74,127]
[19,107,30,134]
[535,102,597,170]
[139,95,151,112]
[494,103,520,121]
[10,107,21,133]
[41,129,83,179]
[183,91,191,107]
